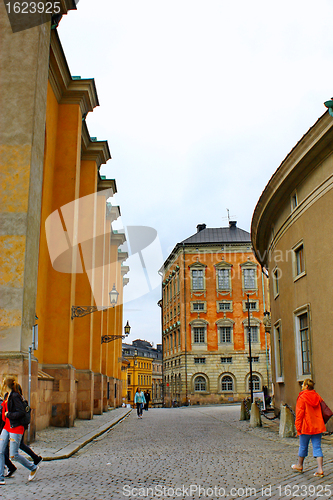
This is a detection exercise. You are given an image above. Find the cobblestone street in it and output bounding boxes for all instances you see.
[3,405,333,500]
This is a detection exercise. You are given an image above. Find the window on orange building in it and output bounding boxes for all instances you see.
[192,269,204,289]
[193,327,205,343]
[243,268,256,289]
[193,302,205,311]
[220,327,232,343]
[217,268,230,290]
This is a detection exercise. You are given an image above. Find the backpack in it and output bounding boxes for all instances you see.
[20,397,31,428]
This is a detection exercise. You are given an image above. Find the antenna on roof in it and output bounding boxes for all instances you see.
[222,209,236,224]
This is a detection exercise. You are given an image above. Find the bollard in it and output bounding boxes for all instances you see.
[250,402,262,427]
[240,400,250,421]
[279,404,296,437]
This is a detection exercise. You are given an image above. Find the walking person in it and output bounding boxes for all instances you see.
[134,388,145,419]
[0,377,39,485]
[144,391,150,411]
[0,393,16,479]
[291,378,326,477]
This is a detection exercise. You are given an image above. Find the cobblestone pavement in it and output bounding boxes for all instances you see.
[2,405,333,500]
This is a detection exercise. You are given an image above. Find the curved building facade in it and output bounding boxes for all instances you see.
[251,110,333,414]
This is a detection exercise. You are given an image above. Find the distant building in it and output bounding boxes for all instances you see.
[252,109,333,415]
[160,222,270,405]
[122,340,162,407]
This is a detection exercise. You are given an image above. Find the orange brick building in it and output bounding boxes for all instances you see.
[161,222,270,405]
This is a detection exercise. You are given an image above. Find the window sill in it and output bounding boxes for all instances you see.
[276,377,284,384]
[294,271,306,282]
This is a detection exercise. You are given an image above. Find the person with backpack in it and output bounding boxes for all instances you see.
[0,377,39,485]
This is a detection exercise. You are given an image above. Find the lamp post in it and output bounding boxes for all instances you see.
[71,283,119,319]
[247,293,254,404]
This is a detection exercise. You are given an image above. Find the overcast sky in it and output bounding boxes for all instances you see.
[59,0,333,346]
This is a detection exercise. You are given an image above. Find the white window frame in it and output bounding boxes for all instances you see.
[214,261,232,292]
[243,319,261,344]
[294,305,311,381]
[274,320,284,383]
[241,261,258,291]
[217,300,233,312]
[194,375,207,392]
[248,374,261,392]
[219,326,232,344]
[291,190,298,211]
[191,301,207,313]
[221,375,234,392]
[242,299,259,312]
[292,240,306,281]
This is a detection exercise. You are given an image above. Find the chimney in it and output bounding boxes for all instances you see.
[229,221,237,229]
[196,224,206,233]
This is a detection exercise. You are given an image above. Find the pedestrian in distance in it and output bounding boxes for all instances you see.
[291,378,326,477]
[0,377,40,485]
[144,391,150,411]
[134,387,146,419]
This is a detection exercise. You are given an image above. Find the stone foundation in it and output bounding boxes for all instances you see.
[36,371,54,431]
[76,369,94,419]
[42,364,76,427]
[93,373,103,415]
[103,374,108,412]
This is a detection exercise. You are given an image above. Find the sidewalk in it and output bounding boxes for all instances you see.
[30,407,131,461]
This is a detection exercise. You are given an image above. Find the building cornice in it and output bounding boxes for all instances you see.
[118,251,128,263]
[97,177,117,194]
[111,232,126,247]
[121,266,130,277]
[49,30,99,116]
[81,121,111,167]
[251,111,333,266]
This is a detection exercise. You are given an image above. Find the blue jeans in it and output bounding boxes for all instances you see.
[299,433,323,458]
[0,429,37,481]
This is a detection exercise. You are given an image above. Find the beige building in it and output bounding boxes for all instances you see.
[252,109,333,415]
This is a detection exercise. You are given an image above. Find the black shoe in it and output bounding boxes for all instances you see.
[34,456,43,466]
[5,468,17,478]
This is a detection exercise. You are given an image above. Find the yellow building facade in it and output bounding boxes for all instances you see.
[0,3,128,435]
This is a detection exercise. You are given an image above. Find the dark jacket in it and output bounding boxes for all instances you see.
[7,392,27,428]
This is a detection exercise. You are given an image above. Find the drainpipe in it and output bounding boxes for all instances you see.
[261,270,270,388]
[183,244,188,405]
[158,272,164,406]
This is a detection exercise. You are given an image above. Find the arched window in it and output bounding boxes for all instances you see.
[221,375,233,392]
[194,376,206,392]
[248,374,261,391]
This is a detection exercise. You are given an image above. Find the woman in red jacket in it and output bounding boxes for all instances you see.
[292,378,326,477]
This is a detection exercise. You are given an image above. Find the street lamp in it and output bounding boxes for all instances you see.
[109,283,119,307]
[101,319,131,345]
[247,294,254,404]
[71,283,119,320]
[124,320,131,336]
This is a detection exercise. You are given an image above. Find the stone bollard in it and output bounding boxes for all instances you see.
[240,400,250,420]
[279,404,296,437]
[250,402,262,427]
